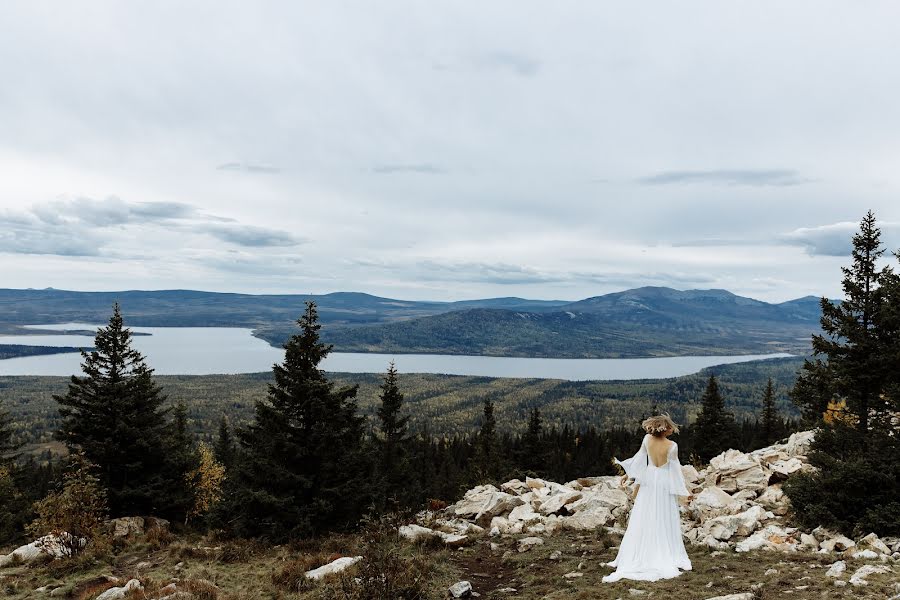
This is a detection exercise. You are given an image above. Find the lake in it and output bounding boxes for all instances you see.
[0,323,793,380]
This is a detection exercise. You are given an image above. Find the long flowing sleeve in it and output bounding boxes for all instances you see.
[667,442,690,497]
[614,434,649,484]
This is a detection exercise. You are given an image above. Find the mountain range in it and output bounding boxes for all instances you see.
[0,286,824,358]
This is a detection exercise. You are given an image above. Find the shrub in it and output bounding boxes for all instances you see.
[26,452,108,557]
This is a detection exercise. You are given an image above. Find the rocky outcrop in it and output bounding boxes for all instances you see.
[408,430,899,563]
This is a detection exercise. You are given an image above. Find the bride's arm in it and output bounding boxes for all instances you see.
[668,442,692,500]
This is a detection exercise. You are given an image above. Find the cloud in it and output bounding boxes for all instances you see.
[476,51,540,77]
[637,169,812,187]
[0,197,305,256]
[216,162,281,174]
[200,224,307,247]
[372,164,446,175]
[780,220,900,257]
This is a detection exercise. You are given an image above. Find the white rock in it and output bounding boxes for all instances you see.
[398,524,435,543]
[305,556,363,580]
[858,532,892,555]
[96,579,143,600]
[820,535,855,553]
[562,571,583,579]
[538,491,582,515]
[703,594,754,600]
[517,537,544,552]
[449,581,473,598]
[453,486,524,523]
[852,549,879,560]
[825,561,846,577]
[849,564,891,586]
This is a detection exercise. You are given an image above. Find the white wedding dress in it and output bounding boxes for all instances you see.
[602,434,692,582]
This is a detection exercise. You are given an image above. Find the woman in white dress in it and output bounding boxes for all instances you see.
[602,414,693,582]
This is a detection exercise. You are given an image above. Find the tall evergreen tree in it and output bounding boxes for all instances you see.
[374,361,412,508]
[228,301,366,540]
[692,375,737,463]
[472,398,500,481]
[0,398,18,465]
[520,408,546,474]
[785,212,900,536]
[213,415,236,469]
[53,304,184,517]
[792,211,895,439]
[760,378,779,446]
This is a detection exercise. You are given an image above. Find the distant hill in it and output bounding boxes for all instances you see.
[318,287,822,358]
[0,286,824,358]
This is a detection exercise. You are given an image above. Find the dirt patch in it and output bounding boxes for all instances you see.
[449,546,519,596]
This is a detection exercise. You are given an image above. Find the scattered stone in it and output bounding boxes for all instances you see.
[517,537,544,552]
[703,594,754,600]
[449,580,473,598]
[825,561,846,577]
[549,550,562,560]
[95,579,143,600]
[562,571,582,579]
[304,556,362,580]
[849,564,891,586]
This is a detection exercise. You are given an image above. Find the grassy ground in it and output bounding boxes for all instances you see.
[2,528,896,599]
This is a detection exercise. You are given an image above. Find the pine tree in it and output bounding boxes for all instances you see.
[472,398,500,481]
[165,402,198,519]
[692,375,737,463]
[785,212,900,536]
[53,304,184,517]
[229,301,366,539]
[374,361,411,509]
[521,408,546,474]
[213,415,236,469]
[760,378,779,446]
[0,397,18,465]
[792,211,895,440]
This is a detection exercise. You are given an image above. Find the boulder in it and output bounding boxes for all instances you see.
[849,564,891,586]
[704,595,754,600]
[691,486,742,521]
[681,464,701,484]
[538,491,582,515]
[508,503,543,525]
[768,458,804,480]
[825,561,846,577]
[820,535,855,553]
[704,505,767,541]
[108,517,144,538]
[96,579,143,600]
[517,536,544,552]
[449,581,473,598]
[398,524,436,543]
[305,556,363,580]
[561,507,613,530]
[0,533,84,567]
[858,532,892,555]
[784,430,815,457]
[452,485,524,524]
[500,479,530,495]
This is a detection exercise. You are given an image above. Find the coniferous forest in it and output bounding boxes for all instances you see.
[1,212,898,549]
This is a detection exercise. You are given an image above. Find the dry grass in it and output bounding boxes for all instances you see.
[1,527,896,600]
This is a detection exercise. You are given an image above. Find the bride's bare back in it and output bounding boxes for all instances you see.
[645,435,674,468]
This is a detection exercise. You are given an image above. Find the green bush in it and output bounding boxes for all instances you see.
[784,424,900,536]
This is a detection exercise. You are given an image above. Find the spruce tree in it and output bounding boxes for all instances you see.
[521,408,546,474]
[53,304,183,517]
[473,398,500,481]
[0,398,18,465]
[213,415,236,469]
[229,301,366,539]
[792,211,894,439]
[785,212,900,536]
[692,375,736,463]
[760,378,779,446]
[374,361,411,508]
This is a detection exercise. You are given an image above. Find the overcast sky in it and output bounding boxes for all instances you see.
[2,2,899,302]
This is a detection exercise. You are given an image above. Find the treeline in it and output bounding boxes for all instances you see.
[1,301,798,546]
[0,358,804,450]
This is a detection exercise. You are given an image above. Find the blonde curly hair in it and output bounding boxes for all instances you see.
[641,413,679,436]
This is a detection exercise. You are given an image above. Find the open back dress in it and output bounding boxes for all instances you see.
[602,434,692,582]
